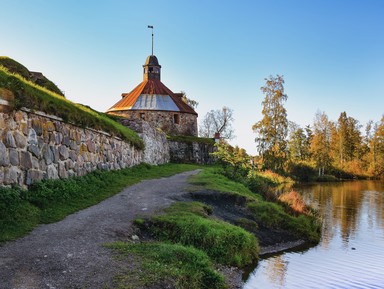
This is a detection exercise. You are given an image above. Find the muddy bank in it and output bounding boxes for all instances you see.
[174,190,313,288]
[180,190,306,248]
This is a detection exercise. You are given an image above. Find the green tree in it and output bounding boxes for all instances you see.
[252,75,288,172]
[212,142,250,180]
[288,122,312,162]
[310,111,333,176]
[367,116,384,177]
[334,112,362,164]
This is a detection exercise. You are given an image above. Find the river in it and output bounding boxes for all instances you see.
[244,180,384,289]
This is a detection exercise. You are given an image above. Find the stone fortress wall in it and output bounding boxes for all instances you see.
[0,89,214,187]
[0,101,214,188]
[0,109,146,187]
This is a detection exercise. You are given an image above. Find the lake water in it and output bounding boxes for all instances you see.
[244,180,384,289]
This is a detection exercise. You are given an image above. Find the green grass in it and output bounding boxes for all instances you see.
[188,167,321,243]
[189,167,262,200]
[107,242,226,289]
[0,64,144,149]
[247,201,321,243]
[0,163,200,242]
[137,201,259,267]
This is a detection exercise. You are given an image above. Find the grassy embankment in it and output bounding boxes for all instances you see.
[0,163,201,243]
[0,59,143,149]
[108,167,321,289]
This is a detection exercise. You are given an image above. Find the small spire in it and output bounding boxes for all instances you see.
[148,25,154,55]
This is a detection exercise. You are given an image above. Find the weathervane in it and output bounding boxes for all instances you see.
[148,25,154,55]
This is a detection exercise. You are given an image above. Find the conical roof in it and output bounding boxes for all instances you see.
[107,79,197,115]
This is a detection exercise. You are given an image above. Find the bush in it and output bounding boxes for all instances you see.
[278,190,308,215]
[0,186,40,242]
[287,162,317,182]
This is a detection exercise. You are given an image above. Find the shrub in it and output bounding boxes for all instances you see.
[278,190,307,215]
[287,161,317,182]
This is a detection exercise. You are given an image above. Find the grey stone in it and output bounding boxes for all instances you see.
[59,145,69,160]
[9,149,19,166]
[87,140,96,153]
[49,132,56,144]
[0,142,10,166]
[20,151,33,169]
[69,150,77,161]
[58,162,68,179]
[55,132,63,145]
[14,130,27,148]
[43,145,54,165]
[26,169,44,185]
[67,160,75,170]
[62,135,71,147]
[28,144,40,158]
[0,168,4,183]
[69,140,77,150]
[51,146,60,163]
[4,131,16,148]
[39,159,47,172]
[4,166,19,185]
[67,169,76,178]
[47,164,59,179]
[28,129,38,145]
[38,137,45,149]
[31,156,39,169]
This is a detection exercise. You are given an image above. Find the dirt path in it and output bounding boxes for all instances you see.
[0,170,201,289]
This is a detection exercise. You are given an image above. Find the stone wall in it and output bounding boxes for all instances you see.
[110,110,198,137]
[0,109,143,187]
[120,119,170,165]
[168,140,217,165]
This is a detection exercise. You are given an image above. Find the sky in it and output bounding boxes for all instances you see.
[2,0,384,155]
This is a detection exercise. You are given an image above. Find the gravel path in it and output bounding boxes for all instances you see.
[0,170,200,289]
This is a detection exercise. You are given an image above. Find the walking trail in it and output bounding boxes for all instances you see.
[0,170,200,289]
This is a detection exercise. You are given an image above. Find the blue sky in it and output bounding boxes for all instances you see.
[2,0,383,154]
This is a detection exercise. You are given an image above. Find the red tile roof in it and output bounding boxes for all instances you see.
[107,79,197,115]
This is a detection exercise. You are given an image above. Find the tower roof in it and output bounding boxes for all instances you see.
[107,55,197,115]
[144,55,161,67]
[107,79,197,115]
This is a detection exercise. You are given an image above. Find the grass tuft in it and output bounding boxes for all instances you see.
[139,201,259,267]
[107,242,226,289]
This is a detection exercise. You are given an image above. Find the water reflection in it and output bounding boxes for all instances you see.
[244,181,384,289]
[300,181,384,246]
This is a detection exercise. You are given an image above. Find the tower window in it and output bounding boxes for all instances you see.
[140,113,145,120]
[173,114,180,124]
